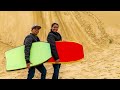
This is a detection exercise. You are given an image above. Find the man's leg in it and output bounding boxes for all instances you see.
[27,67,35,79]
[52,64,61,79]
[36,64,47,79]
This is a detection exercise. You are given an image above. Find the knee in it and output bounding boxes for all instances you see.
[53,64,61,70]
[44,68,47,74]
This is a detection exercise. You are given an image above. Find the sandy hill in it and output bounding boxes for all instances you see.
[0,11,120,79]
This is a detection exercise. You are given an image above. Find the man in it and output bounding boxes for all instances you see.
[24,24,46,79]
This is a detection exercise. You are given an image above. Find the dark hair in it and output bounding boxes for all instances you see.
[51,23,59,28]
[51,23,59,31]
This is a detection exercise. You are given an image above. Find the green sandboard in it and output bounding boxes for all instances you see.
[5,42,52,71]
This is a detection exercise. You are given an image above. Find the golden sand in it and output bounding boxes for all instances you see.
[0,11,120,79]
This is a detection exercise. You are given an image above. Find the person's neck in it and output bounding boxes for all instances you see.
[51,31,57,33]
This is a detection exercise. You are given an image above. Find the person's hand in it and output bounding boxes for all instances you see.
[55,59,60,64]
[27,63,31,69]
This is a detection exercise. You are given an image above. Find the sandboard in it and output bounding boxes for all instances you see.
[5,42,52,71]
[47,41,84,63]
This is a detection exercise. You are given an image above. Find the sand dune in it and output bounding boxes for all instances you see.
[0,11,120,79]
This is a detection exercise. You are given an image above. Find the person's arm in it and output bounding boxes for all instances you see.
[24,36,33,64]
[58,32,62,41]
[37,36,40,41]
[47,34,59,61]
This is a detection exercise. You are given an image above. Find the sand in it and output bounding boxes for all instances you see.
[0,11,120,79]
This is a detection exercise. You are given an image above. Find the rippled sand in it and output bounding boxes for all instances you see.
[0,11,120,79]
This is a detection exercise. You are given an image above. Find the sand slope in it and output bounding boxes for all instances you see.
[0,11,120,79]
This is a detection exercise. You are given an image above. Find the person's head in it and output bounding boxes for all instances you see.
[51,23,59,32]
[31,24,41,35]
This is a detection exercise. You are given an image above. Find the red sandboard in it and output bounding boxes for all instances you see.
[47,41,84,63]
